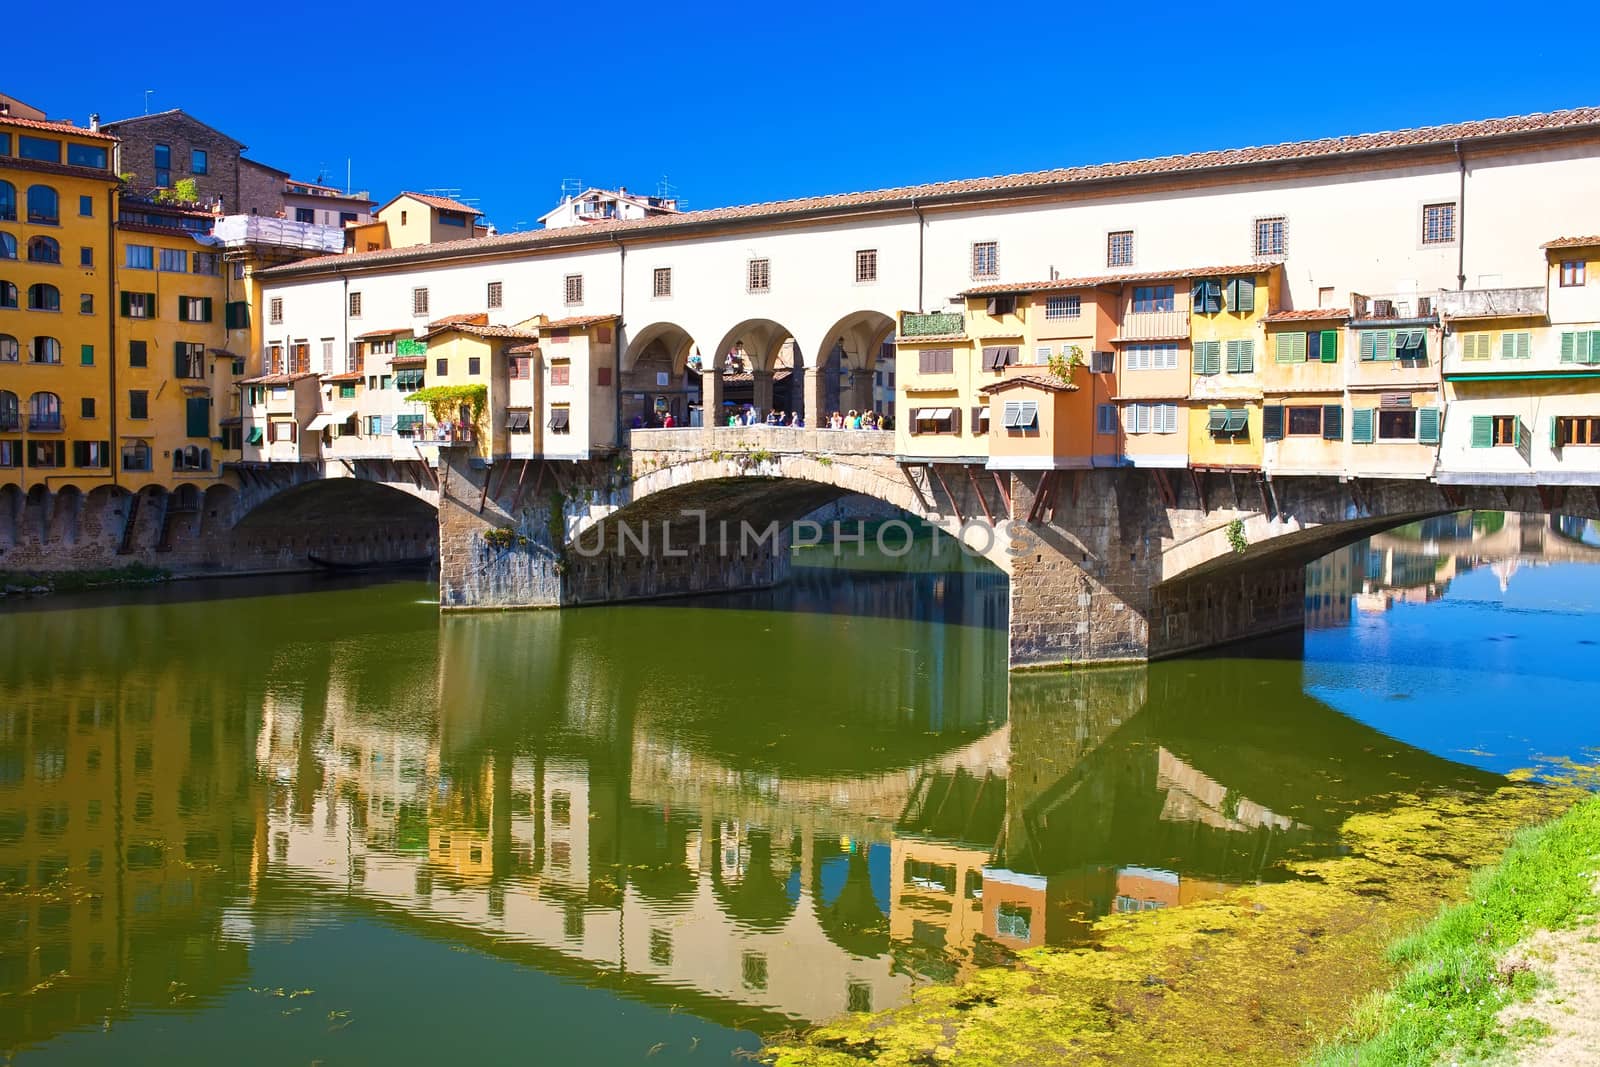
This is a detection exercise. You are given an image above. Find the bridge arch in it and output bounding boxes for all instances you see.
[709,318,800,373]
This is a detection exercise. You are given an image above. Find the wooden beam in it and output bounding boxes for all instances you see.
[508,458,533,515]
[965,465,993,525]
[899,462,934,512]
[929,464,960,521]
[488,459,513,504]
[1026,471,1056,525]
[1152,468,1177,508]
[1190,469,1208,515]
[1257,474,1274,520]
[991,471,1012,518]
[477,471,492,515]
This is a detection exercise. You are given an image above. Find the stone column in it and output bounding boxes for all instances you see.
[751,369,774,419]
[436,444,562,610]
[700,367,721,433]
[803,367,823,429]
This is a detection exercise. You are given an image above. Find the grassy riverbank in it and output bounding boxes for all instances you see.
[1314,792,1600,1066]
[764,783,1583,1066]
[0,564,169,596]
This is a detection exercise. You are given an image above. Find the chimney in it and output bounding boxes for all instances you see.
[89,113,100,131]
[617,185,627,196]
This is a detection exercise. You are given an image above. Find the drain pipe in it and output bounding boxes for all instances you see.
[1454,141,1467,291]
[911,198,926,313]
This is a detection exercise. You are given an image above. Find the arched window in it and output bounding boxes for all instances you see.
[0,231,15,259]
[28,391,61,430]
[31,337,61,364]
[0,334,17,362]
[121,440,152,472]
[27,284,59,311]
[0,390,17,431]
[0,181,14,222]
[26,185,59,225]
[26,236,60,264]
[0,281,15,309]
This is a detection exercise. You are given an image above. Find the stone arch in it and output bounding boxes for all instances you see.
[235,477,438,531]
[621,320,699,374]
[0,484,20,548]
[84,485,121,549]
[620,321,702,427]
[51,484,84,546]
[709,317,800,373]
[811,309,897,419]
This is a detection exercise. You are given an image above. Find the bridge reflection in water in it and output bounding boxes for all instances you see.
[0,562,1506,1055]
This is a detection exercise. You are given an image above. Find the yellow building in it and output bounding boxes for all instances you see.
[1261,308,1350,477]
[418,315,541,460]
[112,199,231,489]
[0,114,119,491]
[1185,265,1279,470]
[893,310,979,459]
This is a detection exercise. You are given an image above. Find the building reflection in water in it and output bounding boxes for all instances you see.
[0,543,1519,1052]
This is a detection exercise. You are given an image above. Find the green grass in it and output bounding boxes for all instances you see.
[0,563,169,595]
[1314,793,1600,1066]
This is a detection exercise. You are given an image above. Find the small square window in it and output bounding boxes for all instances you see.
[435,357,447,377]
[81,397,95,418]
[564,274,584,305]
[746,258,770,293]
[1560,260,1587,287]
[653,266,672,298]
[855,249,877,283]
[1422,203,1456,245]
[467,357,481,376]
[78,195,94,217]
[269,296,283,323]
[970,241,998,279]
[487,281,503,309]
[1254,216,1286,257]
[1107,230,1133,268]
[80,294,93,315]
[80,246,94,267]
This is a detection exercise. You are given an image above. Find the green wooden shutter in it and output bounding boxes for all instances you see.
[1194,340,1219,375]
[1229,277,1255,313]
[1470,414,1492,448]
[1225,340,1240,373]
[1561,332,1577,363]
[185,397,210,438]
[1351,408,1375,443]
[178,297,190,323]
[1360,332,1376,361]
[1551,416,1563,448]
[1263,405,1285,441]
[174,341,186,377]
[119,291,130,317]
[1516,332,1531,360]
[1417,407,1441,444]
[1323,405,1343,440]
[1238,339,1254,372]
[1191,281,1206,313]
[225,301,249,329]
[1275,332,1305,363]
[1320,330,1338,363]
[200,297,213,322]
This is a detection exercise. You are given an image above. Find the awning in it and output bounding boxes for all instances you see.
[549,408,571,431]
[1207,408,1229,432]
[395,414,424,431]
[245,427,264,445]
[1224,408,1249,432]
[983,346,1017,370]
[305,413,335,432]
[506,410,531,432]
[920,408,954,421]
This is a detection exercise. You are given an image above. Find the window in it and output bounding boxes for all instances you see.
[295,208,315,224]
[1560,260,1586,287]
[653,266,672,298]
[548,406,571,434]
[0,282,14,308]
[1192,340,1221,375]
[1107,230,1133,268]
[1286,406,1323,435]
[81,397,97,419]
[268,418,297,443]
[435,357,448,377]
[73,441,109,468]
[121,440,152,470]
[1133,285,1175,313]
[1378,408,1420,440]
[855,248,877,283]
[1225,276,1255,313]
[1045,295,1080,319]
[0,233,12,259]
[1206,407,1250,438]
[129,340,147,367]
[910,407,960,435]
[439,210,468,228]
[1001,400,1039,431]
[1224,339,1255,374]
[918,348,954,374]
[339,212,357,225]
[343,290,361,319]
[26,235,58,262]
[1422,202,1456,244]
[1254,216,1286,257]
[982,345,1018,370]
[192,252,220,276]
[1096,403,1117,434]
[79,246,93,267]
[745,259,769,293]
[27,185,59,224]
[1191,279,1222,314]
[970,241,998,279]
[184,396,210,438]
[28,284,60,311]
[27,441,64,468]
[1458,332,1491,360]
[550,362,570,386]
[158,248,187,273]
[18,137,61,163]
[486,281,502,309]
[1125,344,1178,371]
[1393,330,1427,361]
[0,334,15,362]
[191,148,208,175]
[226,301,249,329]
[78,195,94,217]
[125,244,154,270]
[178,296,212,322]
[28,391,61,429]
[412,288,429,316]
[0,180,13,221]
[1089,350,1114,373]
[1500,331,1532,360]
[467,356,481,376]
[1554,416,1600,446]
[270,296,284,323]
[79,343,93,365]
[320,339,334,369]
[67,142,107,169]
[510,354,530,379]
[79,294,93,315]
[0,389,14,430]
[0,440,16,468]
[996,903,1032,941]
[153,144,171,188]
[121,291,155,318]
[174,342,205,379]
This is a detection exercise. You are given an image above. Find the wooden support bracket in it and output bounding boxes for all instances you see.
[508,458,533,515]
[930,464,960,521]
[1190,469,1208,515]
[991,471,1013,518]
[965,465,994,525]
[1152,468,1177,508]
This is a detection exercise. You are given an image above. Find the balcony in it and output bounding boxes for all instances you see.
[27,416,62,432]
[1350,292,1439,326]
[1435,287,1546,322]
[1116,310,1190,341]
[900,311,965,338]
[0,414,18,432]
[213,215,345,254]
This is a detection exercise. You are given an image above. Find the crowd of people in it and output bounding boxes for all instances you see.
[720,407,892,429]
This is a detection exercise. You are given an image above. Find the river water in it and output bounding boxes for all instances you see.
[1,512,1597,1064]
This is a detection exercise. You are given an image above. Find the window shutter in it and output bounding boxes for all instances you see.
[1351,408,1375,444]
[1320,330,1338,363]
[1191,280,1206,313]
[1323,405,1343,440]
[185,397,210,438]
[1227,277,1255,313]
[1516,332,1531,360]
[1551,416,1563,449]
[119,291,130,317]
[1263,405,1285,441]
[1225,340,1241,373]
[1275,332,1305,363]
[1560,332,1576,363]
[201,297,212,322]
[174,341,186,377]
[1238,339,1254,373]
[1417,407,1441,444]
[1470,414,1492,448]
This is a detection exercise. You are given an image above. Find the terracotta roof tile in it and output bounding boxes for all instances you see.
[322,371,365,382]
[979,375,1076,394]
[423,322,542,341]
[239,372,318,385]
[1264,308,1352,323]
[1541,235,1600,249]
[393,191,481,215]
[264,107,1600,279]
[356,326,412,340]
[428,312,488,328]
[0,114,118,141]
[539,314,619,330]
[964,263,1269,296]
[389,354,426,366]
[893,333,969,344]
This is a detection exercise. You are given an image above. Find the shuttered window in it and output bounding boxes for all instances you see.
[1417,407,1441,444]
[1191,279,1222,314]
[1225,276,1255,313]
[1192,340,1221,376]
[1460,333,1492,360]
[185,397,210,439]
[1359,331,1394,362]
[1500,331,1532,360]
[1225,339,1254,374]
[1394,330,1428,360]
[1275,332,1307,363]
[1318,329,1339,363]
[1323,405,1344,440]
[1263,405,1285,441]
[1559,331,1600,364]
[1351,408,1376,443]
[983,346,1018,370]
[225,301,249,329]
[918,348,954,374]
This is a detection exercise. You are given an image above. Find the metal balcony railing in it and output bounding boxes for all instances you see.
[1117,309,1190,340]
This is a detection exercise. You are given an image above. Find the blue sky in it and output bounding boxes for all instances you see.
[13,0,1598,232]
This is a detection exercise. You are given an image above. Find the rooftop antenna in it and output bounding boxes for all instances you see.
[560,177,582,204]
[346,159,351,196]
[143,89,154,115]
[655,175,677,201]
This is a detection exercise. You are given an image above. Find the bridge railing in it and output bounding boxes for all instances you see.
[628,426,895,456]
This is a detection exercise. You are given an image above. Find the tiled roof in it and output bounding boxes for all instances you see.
[1541,235,1600,249]
[963,263,1268,296]
[1263,308,1352,323]
[239,372,318,385]
[722,368,795,384]
[263,107,1600,279]
[423,322,542,341]
[389,354,426,366]
[893,333,968,345]
[540,314,619,330]
[322,371,364,382]
[979,375,1076,394]
[0,114,118,141]
[428,312,488,328]
[356,326,411,339]
[389,191,482,215]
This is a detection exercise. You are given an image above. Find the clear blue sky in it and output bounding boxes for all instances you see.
[13,0,1598,232]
